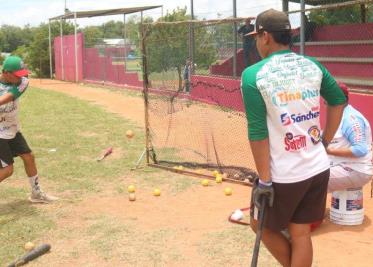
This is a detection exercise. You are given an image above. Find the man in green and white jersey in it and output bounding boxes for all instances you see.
[241,9,346,267]
[0,56,58,203]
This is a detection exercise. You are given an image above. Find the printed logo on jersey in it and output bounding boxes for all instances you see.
[284,132,307,151]
[308,125,321,144]
[271,89,319,107]
[280,107,320,126]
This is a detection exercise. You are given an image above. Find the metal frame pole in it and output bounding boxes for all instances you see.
[140,22,151,164]
[48,20,53,79]
[190,0,195,70]
[123,14,127,70]
[233,0,237,78]
[74,12,78,82]
[60,18,65,80]
[300,0,306,55]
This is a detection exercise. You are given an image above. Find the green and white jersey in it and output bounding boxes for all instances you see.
[0,77,29,139]
[241,50,346,183]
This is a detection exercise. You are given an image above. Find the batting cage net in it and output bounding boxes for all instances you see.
[140,19,259,185]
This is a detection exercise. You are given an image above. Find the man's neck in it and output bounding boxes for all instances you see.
[266,44,290,57]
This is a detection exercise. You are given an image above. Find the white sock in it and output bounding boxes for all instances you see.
[29,175,41,192]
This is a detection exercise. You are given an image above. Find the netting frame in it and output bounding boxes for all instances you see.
[139,18,256,187]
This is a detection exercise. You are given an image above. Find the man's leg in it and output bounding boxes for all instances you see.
[288,222,312,267]
[19,152,58,203]
[19,152,37,177]
[250,218,291,267]
[0,165,14,183]
[0,138,14,183]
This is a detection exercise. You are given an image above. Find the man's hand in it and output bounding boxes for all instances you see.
[252,180,274,209]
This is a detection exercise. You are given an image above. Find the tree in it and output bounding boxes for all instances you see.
[145,7,217,89]
[28,21,75,77]
[0,25,28,52]
[83,26,104,47]
[309,4,373,25]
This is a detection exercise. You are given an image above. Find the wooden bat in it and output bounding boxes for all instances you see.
[96,147,113,161]
[7,243,51,267]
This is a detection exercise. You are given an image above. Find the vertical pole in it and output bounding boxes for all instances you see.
[74,12,78,82]
[233,0,237,78]
[282,0,289,13]
[360,4,367,23]
[60,18,65,80]
[48,20,53,79]
[300,0,305,55]
[140,22,151,164]
[190,0,195,70]
[123,14,127,70]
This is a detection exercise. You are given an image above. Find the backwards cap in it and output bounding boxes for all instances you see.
[247,9,291,36]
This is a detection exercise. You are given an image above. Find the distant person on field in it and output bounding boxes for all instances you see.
[241,9,346,267]
[327,82,373,192]
[0,55,58,203]
[238,18,258,67]
[182,58,192,93]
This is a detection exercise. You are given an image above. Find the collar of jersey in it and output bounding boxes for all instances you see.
[267,49,292,58]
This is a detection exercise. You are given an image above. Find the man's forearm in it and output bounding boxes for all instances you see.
[249,138,271,182]
[323,104,346,146]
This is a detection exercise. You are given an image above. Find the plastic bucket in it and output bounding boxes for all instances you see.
[330,187,364,225]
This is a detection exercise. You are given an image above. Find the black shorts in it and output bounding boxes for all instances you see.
[250,169,330,231]
[0,132,31,168]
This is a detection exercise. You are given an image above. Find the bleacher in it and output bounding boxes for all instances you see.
[292,22,373,91]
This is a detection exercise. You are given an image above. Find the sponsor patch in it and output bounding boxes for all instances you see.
[284,132,307,151]
[271,88,319,107]
[280,108,320,126]
[308,125,321,144]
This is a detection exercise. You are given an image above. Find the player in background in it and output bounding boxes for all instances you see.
[327,82,372,192]
[0,55,58,203]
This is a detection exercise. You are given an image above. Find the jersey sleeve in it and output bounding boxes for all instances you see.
[306,57,346,106]
[8,77,29,100]
[241,66,268,141]
[341,112,369,157]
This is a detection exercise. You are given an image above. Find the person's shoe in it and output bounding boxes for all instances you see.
[28,190,59,204]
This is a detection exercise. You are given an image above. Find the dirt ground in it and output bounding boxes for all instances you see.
[30,79,373,267]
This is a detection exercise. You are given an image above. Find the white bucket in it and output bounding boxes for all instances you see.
[330,187,364,225]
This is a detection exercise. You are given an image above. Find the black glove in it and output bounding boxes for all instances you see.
[252,180,274,209]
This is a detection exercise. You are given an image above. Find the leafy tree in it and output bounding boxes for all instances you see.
[309,4,373,25]
[28,21,75,77]
[83,26,104,47]
[146,7,217,89]
[0,25,27,52]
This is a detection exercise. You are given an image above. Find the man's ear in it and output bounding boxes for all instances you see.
[263,32,271,45]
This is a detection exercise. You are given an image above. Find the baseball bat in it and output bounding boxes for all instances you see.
[7,243,51,267]
[250,196,267,267]
[97,147,113,161]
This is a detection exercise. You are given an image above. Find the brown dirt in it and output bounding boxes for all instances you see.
[29,79,373,267]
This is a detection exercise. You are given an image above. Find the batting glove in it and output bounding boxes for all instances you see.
[252,179,274,209]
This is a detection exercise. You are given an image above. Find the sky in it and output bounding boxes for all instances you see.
[1,0,304,28]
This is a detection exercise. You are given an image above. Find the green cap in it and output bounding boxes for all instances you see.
[2,56,29,77]
[247,9,291,36]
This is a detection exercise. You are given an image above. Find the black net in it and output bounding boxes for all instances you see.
[141,19,259,184]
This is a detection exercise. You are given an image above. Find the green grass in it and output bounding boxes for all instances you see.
[0,86,277,266]
[0,87,198,263]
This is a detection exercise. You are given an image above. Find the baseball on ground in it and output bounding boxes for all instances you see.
[126,130,134,139]
[24,241,35,251]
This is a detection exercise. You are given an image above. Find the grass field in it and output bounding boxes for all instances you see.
[0,86,277,266]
